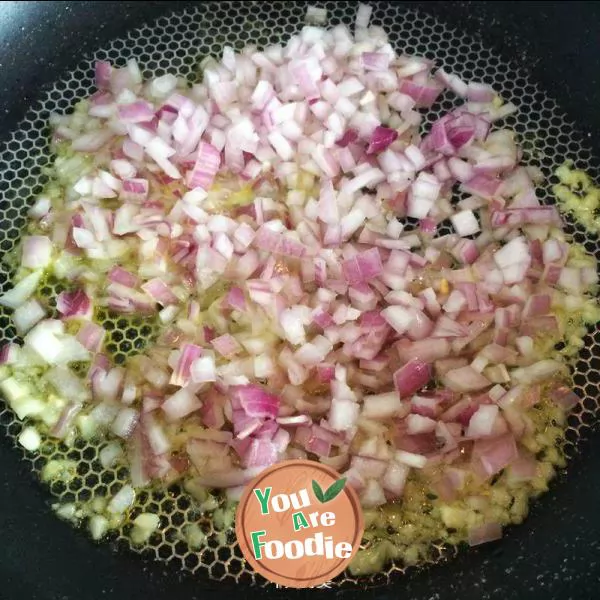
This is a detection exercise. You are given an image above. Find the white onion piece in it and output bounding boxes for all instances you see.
[107,484,136,514]
[18,426,41,451]
[451,210,480,237]
[13,299,46,335]
[360,478,386,507]
[362,392,404,419]
[110,408,139,439]
[99,441,123,468]
[466,405,499,438]
[396,450,427,469]
[0,271,43,309]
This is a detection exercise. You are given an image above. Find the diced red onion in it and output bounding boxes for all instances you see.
[56,289,92,319]
[394,359,431,398]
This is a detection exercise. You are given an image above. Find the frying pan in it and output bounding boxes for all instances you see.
[0,2,599,599]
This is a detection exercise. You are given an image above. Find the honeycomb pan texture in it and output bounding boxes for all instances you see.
[0,0,599,589]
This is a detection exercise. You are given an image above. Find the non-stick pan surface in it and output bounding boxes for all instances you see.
[0,2,599,599]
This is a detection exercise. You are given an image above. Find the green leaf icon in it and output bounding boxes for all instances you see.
[312,479,325,503]
[323,477,347,502]
[312,477,347,503]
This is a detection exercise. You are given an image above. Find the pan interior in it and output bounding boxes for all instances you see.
[0,0,598,588]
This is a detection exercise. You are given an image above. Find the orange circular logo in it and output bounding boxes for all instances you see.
[235,459,364,588]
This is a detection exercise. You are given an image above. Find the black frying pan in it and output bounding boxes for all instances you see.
[0,2,599,599]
